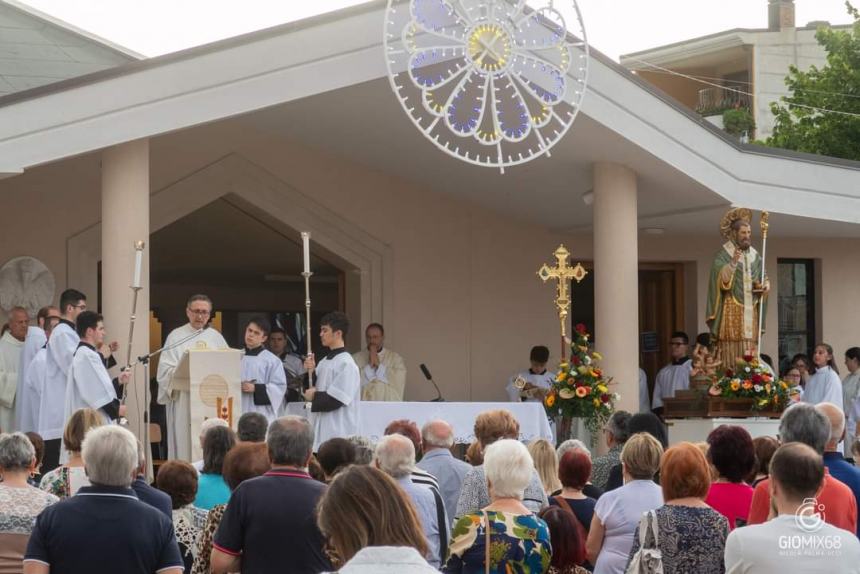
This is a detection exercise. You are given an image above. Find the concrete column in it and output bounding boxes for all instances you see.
[101,139,150,450]
[593,162,639,415]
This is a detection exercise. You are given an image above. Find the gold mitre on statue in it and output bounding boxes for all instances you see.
[719,207,753,240]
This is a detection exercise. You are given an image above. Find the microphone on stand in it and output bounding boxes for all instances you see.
[420,363,444,402]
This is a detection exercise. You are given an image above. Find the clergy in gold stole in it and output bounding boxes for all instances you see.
[352,323,407,401]
[706,209,769,368]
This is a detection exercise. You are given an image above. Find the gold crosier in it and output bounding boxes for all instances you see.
[537,245,588,362]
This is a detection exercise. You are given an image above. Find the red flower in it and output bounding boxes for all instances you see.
[600,394,610,403]
[725,369,734,378]
[743,353,754,362]
[752,374,764,385]
[575,323,587,334]
[572,357,581,366]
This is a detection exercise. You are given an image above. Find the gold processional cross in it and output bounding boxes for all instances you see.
[537,245,588,362]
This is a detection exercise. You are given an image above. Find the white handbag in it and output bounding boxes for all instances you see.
[625,510,664,574]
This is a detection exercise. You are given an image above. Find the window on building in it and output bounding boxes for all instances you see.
[777,259,816,374]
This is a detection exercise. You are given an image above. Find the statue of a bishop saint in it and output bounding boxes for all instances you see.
[706,208,770,368]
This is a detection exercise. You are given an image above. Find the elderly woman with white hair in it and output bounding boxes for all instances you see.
[443,439,551,573]
[0,433,58,569]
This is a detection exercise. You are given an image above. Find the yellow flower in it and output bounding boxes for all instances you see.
[556,372,566,383]
[558,362,569,370]
[780,381,788,390]
[597,384,608,394]
[730,381,740,392]
[575,386,588,398]
[758,398,769,407]
[593,399,601,407]
[544,393,556,407]
[765,383,772,393]
[592,351,603,360]
[577,366,589,375]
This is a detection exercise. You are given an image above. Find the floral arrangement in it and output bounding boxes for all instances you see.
[543,323,617,435]
[708,353,799,410]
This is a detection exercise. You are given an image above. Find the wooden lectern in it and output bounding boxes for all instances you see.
[168,349,242,461]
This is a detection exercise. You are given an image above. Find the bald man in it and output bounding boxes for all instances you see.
[15,306,60,431]
[416,419,471,519]
[817,402,860,536]
[0,307,29,431]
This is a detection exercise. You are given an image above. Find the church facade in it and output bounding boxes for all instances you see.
[1,1,859,443]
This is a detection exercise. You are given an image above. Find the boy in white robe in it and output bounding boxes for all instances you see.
[506,345,555,402]
[156,294,229,461]
[240,316,287,424]
[64,311,129,425]
[39,289,87,472]
[651,331,693,415]
[303,311,361,451]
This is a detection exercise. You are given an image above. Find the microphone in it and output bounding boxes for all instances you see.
[419,363,444,402]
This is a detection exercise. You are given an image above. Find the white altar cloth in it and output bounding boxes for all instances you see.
[666,417,780,445]
[284,401,553,444]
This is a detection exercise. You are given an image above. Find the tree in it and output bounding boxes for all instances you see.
[765,2,860,160]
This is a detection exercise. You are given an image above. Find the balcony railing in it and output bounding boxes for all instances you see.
[696,86,751,115]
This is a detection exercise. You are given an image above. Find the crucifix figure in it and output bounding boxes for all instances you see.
[537,245,588,361]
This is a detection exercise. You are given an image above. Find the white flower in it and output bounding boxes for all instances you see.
[754,385,763,392]
[745,367,751,373]
[583,356,592,365]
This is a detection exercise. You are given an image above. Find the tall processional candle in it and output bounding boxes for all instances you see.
[132,241,144,289]
[302,232,311,274]
[300,232,314,395]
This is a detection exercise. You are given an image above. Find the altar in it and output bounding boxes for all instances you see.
[666,417,780,445]
[284,401,553,444]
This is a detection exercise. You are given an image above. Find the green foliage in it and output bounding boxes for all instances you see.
[722,108,756,137]
[765,2,860,160]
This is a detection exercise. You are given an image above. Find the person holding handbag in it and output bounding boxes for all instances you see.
[625,443,728,574]
[444,440,551,573]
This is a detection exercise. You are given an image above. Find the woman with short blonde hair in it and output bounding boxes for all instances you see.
[39,408,102,499]
[586,433,664,574]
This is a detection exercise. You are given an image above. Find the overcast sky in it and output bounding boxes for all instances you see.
[18,0,856,61]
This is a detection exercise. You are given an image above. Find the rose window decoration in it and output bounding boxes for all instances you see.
[384,0,589,171]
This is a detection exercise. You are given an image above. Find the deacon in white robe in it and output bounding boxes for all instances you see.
[303,312,361,451]
[239,318,287,424]
[14,325,46,430]
[651,358,693,410]
[38,319,79,441]
[0,329,26,432]
[352,323,406,401]
[156,295,228,461]
[505,345,554,403]
[65,342,125,425]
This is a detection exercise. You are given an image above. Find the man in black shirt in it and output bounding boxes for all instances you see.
[212,415,331,574]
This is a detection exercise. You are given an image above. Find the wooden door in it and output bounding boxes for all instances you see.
[638,263,685,403]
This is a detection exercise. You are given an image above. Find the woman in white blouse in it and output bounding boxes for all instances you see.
[802,343,843,408]
[841,347,860,448]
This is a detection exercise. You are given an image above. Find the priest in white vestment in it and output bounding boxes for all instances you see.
[651,332,693,413]
[39,289,87,472]
[505,345,554,402]
[240,317,286,424]
[353,323,406,401]
[64,311,128,425]
[17,315,61,432]
[156,294,228,461]
[0,307,29,431]
[303,312,361,451]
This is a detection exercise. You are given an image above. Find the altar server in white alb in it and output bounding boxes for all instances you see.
[240,316,287,424]
[651,331,693,415]
[64,311,129,425]
[39,289,87,472]
[303,311,361,451]
[353,322,407,401]
[506,345,555,402]
[19,315,60,433]
[156,294,228,460]
[802,343,844,409]
[14,306,59,431]
[0,307,29,431]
